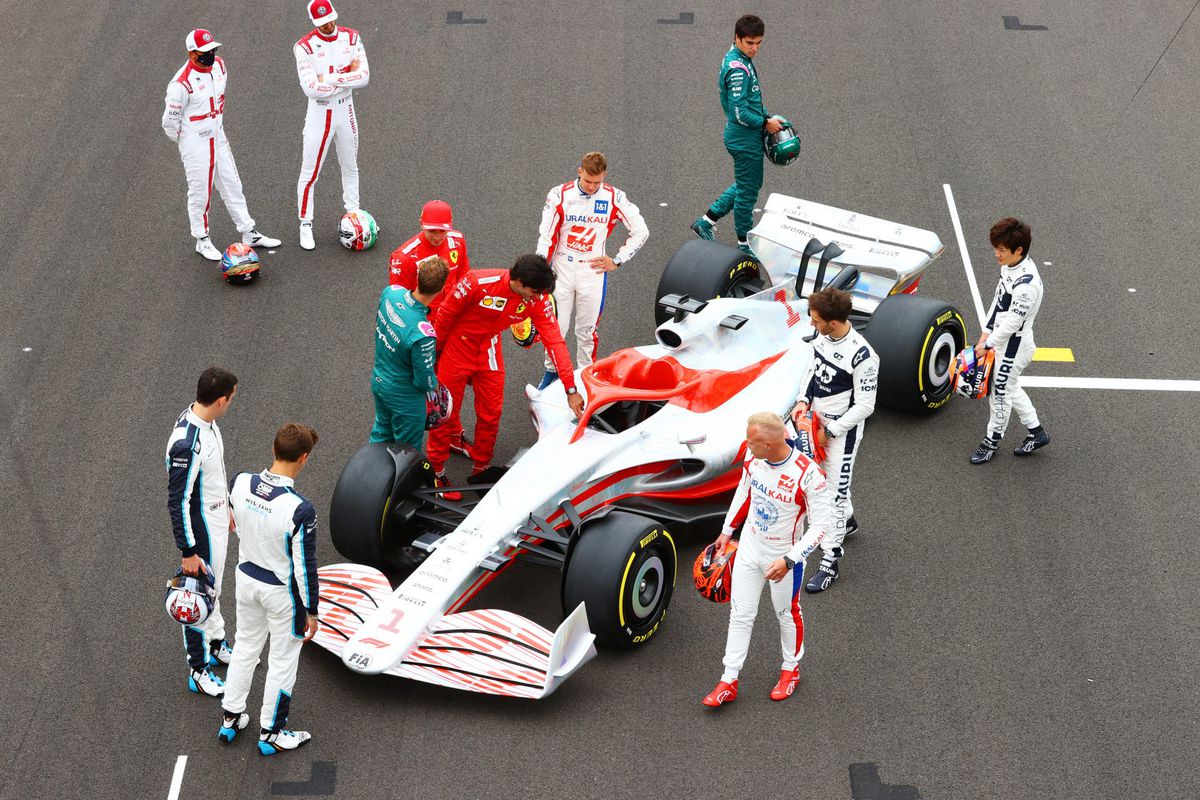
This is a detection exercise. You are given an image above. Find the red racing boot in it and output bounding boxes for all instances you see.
[433,472,462,501]
[701,680,738,708]
[769,668,800,701]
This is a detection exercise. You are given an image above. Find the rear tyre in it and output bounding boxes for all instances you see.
[863,295,966,413]
[561,511,677,648]
[654,240,762,326]
[329,443,430,568]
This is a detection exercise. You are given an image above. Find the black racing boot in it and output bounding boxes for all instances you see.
[1013,426,1050,456]
[969,437,999,465]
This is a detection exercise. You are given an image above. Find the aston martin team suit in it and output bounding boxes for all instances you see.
[983,255,1044,439]
[166,405,231,672]
[718,443,831,683]
[388,230,472,318]
[370,286,440,450]
[162,56,257,240]
[293,26,368,223]
[428,269,577,473]
[706,45,771,241]
[799,329,879,565]
[222,470,319,736]
[536,179,649,367]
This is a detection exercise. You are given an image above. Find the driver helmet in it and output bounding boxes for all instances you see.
[951,347,995,399]
[694,540,738,604]
[220,242,260,284]
[425,384,454,430]
[763,117,801,166]
[165,568,216,626]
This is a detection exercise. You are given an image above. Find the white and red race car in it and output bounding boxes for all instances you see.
[312,194,967,699]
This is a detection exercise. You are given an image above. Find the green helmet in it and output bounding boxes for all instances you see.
[763,117,801,166]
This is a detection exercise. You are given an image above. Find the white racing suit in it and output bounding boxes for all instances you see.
[162,58,256,239]
[536,180,648,367]
[223,470,319,733]
[798,328,879,557]
[983,255,1044,439]
[718,444,832,682]
[165,406,231,672]
[294,27,369,223]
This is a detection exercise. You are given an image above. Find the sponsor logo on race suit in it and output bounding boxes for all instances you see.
[480,296,507,310]
[566,225,598,252]
[386,301,406,326]
[418,321,436,337]
[593,199,609,214]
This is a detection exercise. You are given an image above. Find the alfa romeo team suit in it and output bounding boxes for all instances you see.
[222,470,319,736]
[718,443,832,683]
[536,179,649,367]
[982,255,1044,439]
[293,25,368,223]
[166,405,231,672]
[388,230,472,318]
[798,328,879,563]
[370,285,440,450]
[162,56,257,240]
[706,45,771,242]
[428,269,577,473]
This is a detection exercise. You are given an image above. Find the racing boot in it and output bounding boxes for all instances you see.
[804,554,839,594]
[258,728,312,756]
[701,679,738,708]
[299,222,315,251]
[1013,426,1050,457]
[769,668,801,701]
[433,472,462,501]
[690,215,716,241]
[217,711,249,743]
[969,436,1000,465]
[737,240,757,259]
[208,638,234,667]
[242,228,282,248]
[188,668,225,698]
[844,515,859,538]
[537,370,559,390]
[195,237,222,261]
[449,432,474,460]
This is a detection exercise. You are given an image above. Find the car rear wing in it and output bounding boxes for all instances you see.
[748,193,945,311]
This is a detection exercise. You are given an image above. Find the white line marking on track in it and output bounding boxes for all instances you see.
[1022,376,1200,392]
[942,184,986,328]
[167,755,187,800]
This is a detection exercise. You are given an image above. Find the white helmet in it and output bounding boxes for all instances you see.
[165,570,216,626]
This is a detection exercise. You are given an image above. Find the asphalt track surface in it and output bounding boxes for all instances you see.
[2,2,1199,799]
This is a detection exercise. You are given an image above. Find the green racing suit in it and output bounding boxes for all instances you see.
[370,285,439,450]
[707,45,770,241]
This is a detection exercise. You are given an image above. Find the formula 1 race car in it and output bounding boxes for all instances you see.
[311,194,966,699]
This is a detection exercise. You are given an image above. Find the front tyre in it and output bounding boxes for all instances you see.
[654,240,762,326]
[329,443,430,568]
[561,511,677,648]
[863,295,966,413]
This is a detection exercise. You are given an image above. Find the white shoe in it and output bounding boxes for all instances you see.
[188,668,225,697]
[258,728,312,755]
[299,223,315,251]
[242,228,281,248]
[218,711,249,743]
[195,237,222,261]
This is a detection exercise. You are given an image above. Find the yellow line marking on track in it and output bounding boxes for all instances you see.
[1033,347,1075,362]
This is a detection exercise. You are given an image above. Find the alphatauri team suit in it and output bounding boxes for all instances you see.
[370,286,440,450]
[162,57,257,240]
[165,405,231,672]
[222,470,319,735]
[718,443,831,683]
[799,328,879,561]
[707,45,770,241]
[388,230,472,318]
[294,26,368,223]
[983,255,1044,439]
[536,179,649,368]
[428,269,576,472]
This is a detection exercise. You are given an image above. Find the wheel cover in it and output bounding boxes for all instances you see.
[925,329,958,394]
[630,555,665,621]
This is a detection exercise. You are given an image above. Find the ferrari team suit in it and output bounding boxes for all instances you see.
[370,286,440,450]
[718,443,831,683]
[799,328,879,565]
[428,269,576,473]
[388,230,472,318]
[166,405,231,672]
[222,470,319,736]
[706,45,770,242]
[536,179,649,367]
[983,255,1044,441]
[294,26,369,223]
[162,57,257,240]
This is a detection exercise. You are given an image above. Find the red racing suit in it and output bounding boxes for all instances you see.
[428,269,576,472]
[387,230,472,317]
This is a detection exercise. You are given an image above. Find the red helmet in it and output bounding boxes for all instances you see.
[420,200,453,231]
[694,540,738,603]
[791,408,826,463]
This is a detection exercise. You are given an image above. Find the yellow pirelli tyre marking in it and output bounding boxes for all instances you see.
[618,551,637,628]
[1033,348,1075,362]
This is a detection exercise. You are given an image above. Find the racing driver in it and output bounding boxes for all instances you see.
[293,0,369,251]
[429,254,585,495]
[535,151,648,388]
[702,412,832,707]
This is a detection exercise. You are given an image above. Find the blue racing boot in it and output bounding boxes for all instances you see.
[208,638,233,667]
[804,555,839,594]
[537,371,559,390]
[690,216,716,241]
[218,712,249,743]
[258,728,312,756]
[1013,426,1050,456]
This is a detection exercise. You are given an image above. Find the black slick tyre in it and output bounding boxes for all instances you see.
[862,294,966,413]
[654,240,762,326]
[329,443,430,568]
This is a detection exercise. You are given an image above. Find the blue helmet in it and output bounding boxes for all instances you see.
[220,242,261,284]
